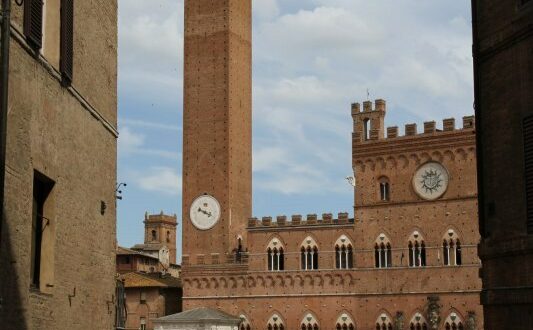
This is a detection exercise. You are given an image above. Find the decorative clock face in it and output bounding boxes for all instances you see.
[412,162,449,200]
[189,194,221,230]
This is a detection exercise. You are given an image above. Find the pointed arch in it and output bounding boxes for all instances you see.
[335,235,354,269]
[301,236,319,270]
[444,311,465,330]
[408,230,426,267]
[375,233,392,268]
[409,312,428,330]
[442,229,462,266]
[239,314,252,330]
[301,311,320,330]
[376,311,394,330]
[267,313,285,330]
[267,237,285,271]
[336,311,356,330]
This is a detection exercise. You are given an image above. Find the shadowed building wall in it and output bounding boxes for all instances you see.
[0,1,118,329]
[471,0,533,328]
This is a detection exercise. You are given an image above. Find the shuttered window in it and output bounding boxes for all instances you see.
[60,0,74,85]
[23,0,44,50]
[524,115,533,233]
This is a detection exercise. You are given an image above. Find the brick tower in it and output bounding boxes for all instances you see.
[182,0,252,263]
[143,212,178,264]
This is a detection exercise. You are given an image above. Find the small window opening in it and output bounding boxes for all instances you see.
[31,171,55,290]
[151,230,157,241]
[364,118,371,140]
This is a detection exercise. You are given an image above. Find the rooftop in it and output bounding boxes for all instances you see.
[121,271,181,288]
[155,307,241,324]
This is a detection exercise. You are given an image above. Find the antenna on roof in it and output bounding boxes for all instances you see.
[366,88,370,101]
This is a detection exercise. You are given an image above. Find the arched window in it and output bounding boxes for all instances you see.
[376,312,393,330]
[375,234,392,268]
[335,235,354,269]
[267,238,284,271]
[301,237,318,270]
[239,314,251,330]
[364,118,371,141]
[301,313,320,330]
[379,177,390,201]
[151,230,157,241]
[443,230,462,266]
[444,312,464,330]
[267,314,284,330]
[166,231,171,243]
[409,313,428,330]
[408,231,426,267]
[336,313,355,330]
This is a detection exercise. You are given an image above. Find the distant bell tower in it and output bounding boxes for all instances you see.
[182,0,252,264]
[144,212,178,264]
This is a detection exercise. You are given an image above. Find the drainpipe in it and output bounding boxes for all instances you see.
[0,0,12,254]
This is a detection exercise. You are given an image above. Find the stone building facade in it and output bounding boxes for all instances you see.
[471,0,533,328]
[120,272,182,330]
[180,1,482,329]
[0,0,118,329]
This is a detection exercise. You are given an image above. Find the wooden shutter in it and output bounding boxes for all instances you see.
[23,0,44,49]
[60,0,74,85]
[524,115,533,233]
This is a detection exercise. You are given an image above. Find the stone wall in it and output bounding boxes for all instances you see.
[0,1,118,329]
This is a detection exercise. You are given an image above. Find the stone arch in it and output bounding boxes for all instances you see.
[247,276,256,288]
[336,311,356,330]
[456,148,467,160]
[210,277,218,289]
[343,273,353,286]
[376,157,386,169]
[220,277,227,288]
[314,274,323,287]
[398,154,409,169]
[386,156,397,169]
[443,309,465,330]
[284,275,294,287]
[431,151,443,162]
[229,277,237,288]
[420,152,431,163]
[375,310,394,330]
[267,312,285,329]
[301,311,320,329]
[409,153,421,166]
[256,276,265,288]
[304,274,314,286]
[444,150,455,161]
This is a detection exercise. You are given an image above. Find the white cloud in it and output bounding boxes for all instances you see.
[118,126,180,160]
[136,167,182,195]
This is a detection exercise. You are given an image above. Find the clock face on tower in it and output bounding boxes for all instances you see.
[412,162,449,200]
[189,195,221,230]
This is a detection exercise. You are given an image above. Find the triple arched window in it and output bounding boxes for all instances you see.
[301,313,320,330]
[267,314,285,330]
[301,237,319,270]
[408,231,426,267]
[335,235,354,269]
[444,312,464,330]
[409,313,428,330]
[335,313,355,330]
[375,234,392,268]
[239,315,251,330]
[375,313,393,330]
[267,238,285,271]
[443,230,462,266]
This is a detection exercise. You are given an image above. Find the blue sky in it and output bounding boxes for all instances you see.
[117,0,474,260]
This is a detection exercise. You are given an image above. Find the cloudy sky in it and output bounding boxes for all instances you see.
[117,0,474,257]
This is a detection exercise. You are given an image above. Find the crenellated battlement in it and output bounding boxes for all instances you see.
[247,212,354,229]
[352,99,475,143]
[383,116,475,140]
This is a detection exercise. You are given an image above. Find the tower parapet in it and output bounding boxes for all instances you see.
[247,212,353,230]
[352,99,475,142]
[351,99,386,142]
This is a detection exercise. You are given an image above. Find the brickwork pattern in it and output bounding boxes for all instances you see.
[0,1,118,329]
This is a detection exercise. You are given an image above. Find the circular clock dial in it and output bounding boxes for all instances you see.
[189,195,221,230]
[412,162,449,200]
